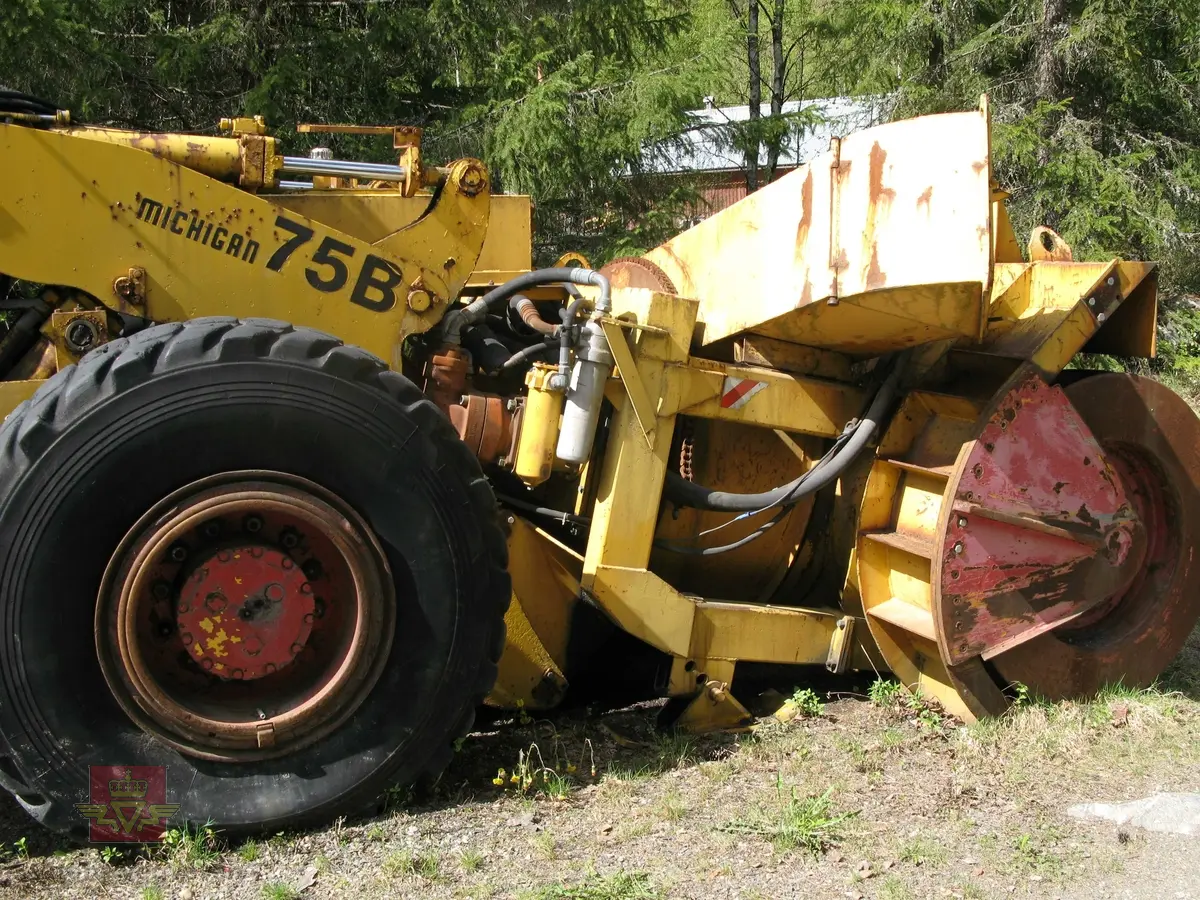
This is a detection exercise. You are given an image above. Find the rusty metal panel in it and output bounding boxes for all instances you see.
[934,372,1142,665]
[645,109,992,353]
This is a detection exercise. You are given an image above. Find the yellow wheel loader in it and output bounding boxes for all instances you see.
[0,90,1196,838]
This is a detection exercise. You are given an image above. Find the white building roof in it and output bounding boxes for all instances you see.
[644,95,885,175]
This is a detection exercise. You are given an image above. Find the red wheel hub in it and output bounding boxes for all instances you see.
[96,471,395,761]
[177,545,315,680]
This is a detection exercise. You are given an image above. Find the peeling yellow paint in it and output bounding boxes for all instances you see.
[198,617,214,634]
[193,642,203,656]
[205,628,230,658]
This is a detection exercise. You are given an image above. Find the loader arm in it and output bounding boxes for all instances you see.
[0,123,490,370]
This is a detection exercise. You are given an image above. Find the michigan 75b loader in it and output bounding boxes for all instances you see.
[0,89,1196,838]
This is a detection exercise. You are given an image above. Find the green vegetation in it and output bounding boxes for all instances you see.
[790,688,825,718]
[2,0,1196,381]
[523,871,664,900]
[261,883,300,900]
[159,822,223,871]
[719,779,854,854]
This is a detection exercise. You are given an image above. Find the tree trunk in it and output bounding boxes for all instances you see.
[1035,0,1068,104]
[744,0,761,192]
[1034,0,1069,183]
[765,0,786,182]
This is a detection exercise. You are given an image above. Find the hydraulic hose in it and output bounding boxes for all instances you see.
[500,335,557,371]
[0,89,58,116]
[462,322,516,373]
[442,266,610,346]
[663,357,906,512]
[0,295,53,377]
[510,295,558,335]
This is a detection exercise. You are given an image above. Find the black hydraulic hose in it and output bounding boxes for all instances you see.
[500,335,557,372]
[0,295,52,376]
[557,294,586,378]
[448,267,610,337]
[663,357,906,512]
[495,492,590,527]
[0,89,58,117]
[462,322,517,373]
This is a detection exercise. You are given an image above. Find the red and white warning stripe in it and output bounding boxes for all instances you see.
[720,375,767,410]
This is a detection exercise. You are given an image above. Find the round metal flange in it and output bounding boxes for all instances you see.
[988,375,1200,697]
[96,471,395,761]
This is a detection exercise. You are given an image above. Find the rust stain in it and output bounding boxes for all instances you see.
[972,158,988,174]
[859,142,896,291]
[793,170,813,255]
[865,244,886,291]
[916,185,933,215]
[868,143,896,209]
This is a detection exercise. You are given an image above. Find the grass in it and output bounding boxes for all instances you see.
[140,887,165,900]
[261,884,299,900]
[878,875,914,900]
[718,781,854,855]
[898,835,948,867]
[1009,832,1066,880]
[522,871,664,900]
[383,849,441,880]
[460,847,485,872]
[660,789,687,822]
[237,839,260,862]
[532,832,557,860]
[159,823,223,871]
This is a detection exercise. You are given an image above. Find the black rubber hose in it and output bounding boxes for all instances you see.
[0,89,58,116]
[0,296,52,376]
[499,336,557,372]
[462,322,517,373]
[495,492,590,527]
[557,295,587,376]
[469,268,607,325]
[663,357,905,512]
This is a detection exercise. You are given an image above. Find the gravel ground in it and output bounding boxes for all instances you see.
[2,629,1199,900]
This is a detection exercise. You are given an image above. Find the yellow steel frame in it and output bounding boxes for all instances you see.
[574,287,879,728]
[0,122,498,382]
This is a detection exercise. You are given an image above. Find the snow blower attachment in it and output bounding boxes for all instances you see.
[0,96,1195,836]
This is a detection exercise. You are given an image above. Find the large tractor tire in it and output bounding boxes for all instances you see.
[0,318,509,836]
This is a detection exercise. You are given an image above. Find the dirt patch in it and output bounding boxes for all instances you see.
[2,630,1200,900]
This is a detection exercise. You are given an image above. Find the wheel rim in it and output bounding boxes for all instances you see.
[97,471,395,761]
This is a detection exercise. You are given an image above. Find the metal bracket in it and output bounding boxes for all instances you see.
[825,615,855,674]
[599,317,657,448]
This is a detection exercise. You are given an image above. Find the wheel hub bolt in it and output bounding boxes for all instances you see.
[244,515,264,534]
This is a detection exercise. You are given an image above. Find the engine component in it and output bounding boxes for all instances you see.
[514,363,565,485]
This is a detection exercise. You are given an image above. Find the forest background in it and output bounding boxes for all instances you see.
[3,0,1197,391]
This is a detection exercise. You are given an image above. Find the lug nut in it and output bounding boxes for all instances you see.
[280,528,301,550]
[168,543,188,562]
[957,517,968,528]
[953,541,964,554]
[152,580,172,600]
[244,515,264,534]
[201,520,222,539]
